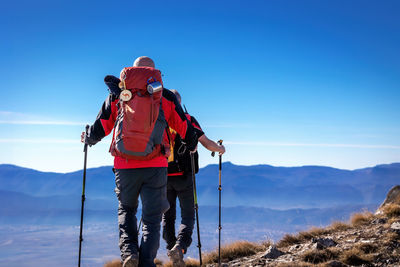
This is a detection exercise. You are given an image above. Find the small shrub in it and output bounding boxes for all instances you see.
[340,248,373,266]
[203,240,265,264]
[350,212,374,226]
[383,203,400,218]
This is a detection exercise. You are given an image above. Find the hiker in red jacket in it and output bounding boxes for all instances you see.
[162,89,225,266]
[81,57,198,267]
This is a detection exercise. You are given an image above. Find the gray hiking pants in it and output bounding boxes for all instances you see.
[162,172,195,253]
[114,167,169,267]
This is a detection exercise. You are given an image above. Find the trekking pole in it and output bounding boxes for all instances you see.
[138,217,142,235]
[212,140,223,267]
[78,125,89,267]
[190,151,202,266]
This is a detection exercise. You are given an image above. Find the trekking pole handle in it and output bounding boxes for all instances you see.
[83,125,89,152]
[211,140,223,157]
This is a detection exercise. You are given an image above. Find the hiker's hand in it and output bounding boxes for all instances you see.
[217,145,225,155]
[81,130,98,146]
[185,132,198,153]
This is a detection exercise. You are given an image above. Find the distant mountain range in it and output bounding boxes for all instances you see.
[0,162,398,211]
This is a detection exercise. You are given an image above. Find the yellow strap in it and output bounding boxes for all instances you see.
[167,128,177,162]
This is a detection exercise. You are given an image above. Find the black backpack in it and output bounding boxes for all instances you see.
[167,116,199,174]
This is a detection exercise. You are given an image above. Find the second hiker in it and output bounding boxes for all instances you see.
[162,89,226,266]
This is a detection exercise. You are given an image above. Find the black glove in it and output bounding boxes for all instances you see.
[104,75,121,97]
[83,127,99,146]
[184,130,198,153]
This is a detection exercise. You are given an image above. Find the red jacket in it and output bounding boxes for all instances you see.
[87,88,197,169]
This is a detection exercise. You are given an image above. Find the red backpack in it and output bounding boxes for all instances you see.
[110,66,169,160]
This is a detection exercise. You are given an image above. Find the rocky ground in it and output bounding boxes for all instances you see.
[209,216,400,267]
[206,186,400,267]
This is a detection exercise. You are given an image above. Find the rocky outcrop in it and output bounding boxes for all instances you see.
[261,246,284,259]
[312,237,337,249]
[376,185,400,215]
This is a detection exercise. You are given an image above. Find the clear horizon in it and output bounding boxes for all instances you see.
[1,0,399,172]
[1,160,399,175]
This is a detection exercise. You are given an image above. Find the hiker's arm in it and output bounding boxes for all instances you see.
[82,94,118,145]
[162,89,198,151]
[187,115,204,138]
[199,135,226,155]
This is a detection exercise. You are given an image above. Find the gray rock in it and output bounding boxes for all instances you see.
[311,237,337,248]
[372,218,387,224]
[262,245,284,259]
[391,222,400,230]
[312,242,325,250]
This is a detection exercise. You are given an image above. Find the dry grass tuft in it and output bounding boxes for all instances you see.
[350,211,374,226]
[103,258,164,267]
[162,261,172,267]
[340,248,373,266]
[329,221,352,232]
[276,262,312,267]
[394,192,400,204]
[298,227,330,241]
[355,242,378,254]
[103,259,121,267]
[277,226,331,248]
[202,240,266,264]
[154,258,163,266]
[301,248,339,264]
[382,231,400,246]
[388,217,398,224]
[260,240,273,248]
[383,203,400,218]
[163,258,200,267]
[313,260,347,267]
[277,233,301,248]
[184,258,200,267]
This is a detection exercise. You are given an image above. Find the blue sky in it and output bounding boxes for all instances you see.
[0,0,399,172]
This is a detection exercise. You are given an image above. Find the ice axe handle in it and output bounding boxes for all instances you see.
[83,125,89,152]
[211,140,223,157]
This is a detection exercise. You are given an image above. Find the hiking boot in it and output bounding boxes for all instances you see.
[122,255,138,267]
[168,244,185,267]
